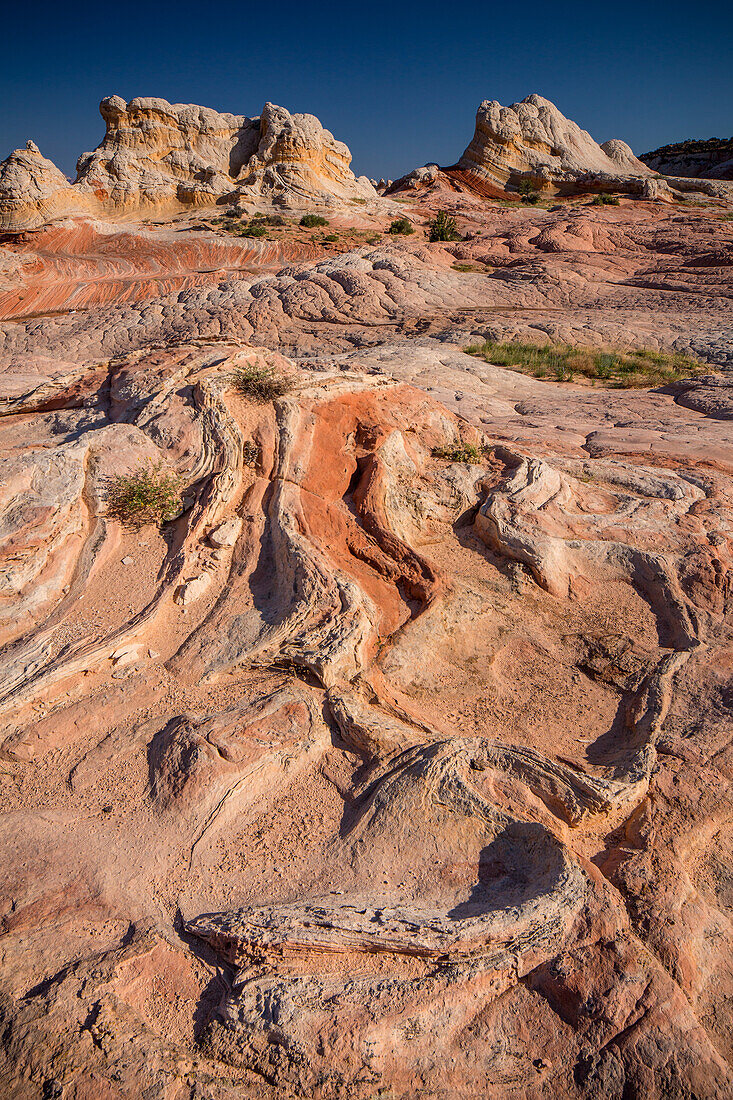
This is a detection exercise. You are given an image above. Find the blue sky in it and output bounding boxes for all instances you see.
[2,0,731,180]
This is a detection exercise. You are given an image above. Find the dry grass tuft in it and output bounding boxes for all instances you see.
[231,361,296,403]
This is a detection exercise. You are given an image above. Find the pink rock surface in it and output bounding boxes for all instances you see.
[0,169,732,1099]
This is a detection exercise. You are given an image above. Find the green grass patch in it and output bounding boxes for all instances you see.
[231,361,295,403]
[465,341,706,388]
[106,463,181,528]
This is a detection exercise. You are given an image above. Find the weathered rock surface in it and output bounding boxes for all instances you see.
[641,136,733,179]
[0,96,376,231]
[390,95,733,202]
[0,128,732,1098]
[0,140,94,231]
[457,94,652,192]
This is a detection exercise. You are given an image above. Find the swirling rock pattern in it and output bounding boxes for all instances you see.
[0,158,732,1098]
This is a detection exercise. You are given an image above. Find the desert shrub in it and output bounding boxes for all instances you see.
[106,463,181,527]
[432,442,486,463]
[324,233,339,242]
[592,194,620,206]
[231,361,295,403]
[300,214,329,228]
[465,341,705,388]
[519,180,540,204]
[427,210,461,242]
[388,217,415,235]
[243,440,259,467]
[239,223,268,237]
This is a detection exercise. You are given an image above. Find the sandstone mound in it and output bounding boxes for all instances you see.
[458,94,651,192]
[0,140,95,231]
[0,97,376,231]
[389,94,660,199]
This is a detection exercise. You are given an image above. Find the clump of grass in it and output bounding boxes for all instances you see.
[324,233,339,242]
[388,217,415,235]
[300,214,329,228]
[106,463,181,528]
[231,361,295,403]
[427,210,461,242]
[452,262,490,273]
[432,442,487,463]
[592,194,621,206]
[465,340,706,388]
[519,180,540,205]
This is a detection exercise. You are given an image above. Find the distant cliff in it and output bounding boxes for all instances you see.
[640,137,733,180]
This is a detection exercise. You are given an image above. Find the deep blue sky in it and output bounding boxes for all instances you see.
[2,0,731,180]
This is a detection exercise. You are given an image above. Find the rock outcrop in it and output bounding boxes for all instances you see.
[0,140,95,232]
[457,93,652,192]
[0,97,376,231]
[1,107,733,1097]
[640,136,733,179]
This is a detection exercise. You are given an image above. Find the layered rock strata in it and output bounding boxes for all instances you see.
[0,97,376,231]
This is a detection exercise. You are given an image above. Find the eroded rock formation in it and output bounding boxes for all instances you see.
[641,136,733,180]
[458,93,651,190]
[0,96,376,231]
[0,102,733,1098]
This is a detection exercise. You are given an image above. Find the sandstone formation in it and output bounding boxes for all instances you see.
[0,140,94,231]
[0,97,376,232]
[390,94,733,202]
[641,136,733,179]
[1,96,733,1100]
[458,94,651,189]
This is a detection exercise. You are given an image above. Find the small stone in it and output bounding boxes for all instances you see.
[121,556,133,565]
[208,518,242,549]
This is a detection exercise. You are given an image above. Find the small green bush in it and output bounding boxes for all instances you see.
[106,463,181,528]
[388,217,415,235]
[231,361,295,403]
[592,194,621,206]
[519,180,540,205]
[239,223,268,237]
[300,214,329,228]
[427,210,461,242]
[324,233,339,242]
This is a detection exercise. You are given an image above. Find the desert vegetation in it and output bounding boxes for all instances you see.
[465,340,706,387]
[518,180,540,204]
[231,360,295,402]
[427,210,461,242]
[592,193,620,206]
[300,214,329,228]
[387,217,415,235]
[106,463,182,527]
[431,442,488,463]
